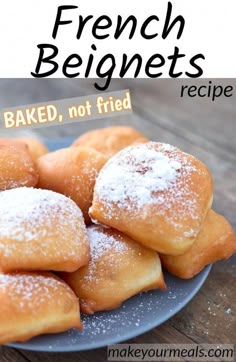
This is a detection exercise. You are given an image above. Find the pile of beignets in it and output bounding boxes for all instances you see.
[0,126,235,344]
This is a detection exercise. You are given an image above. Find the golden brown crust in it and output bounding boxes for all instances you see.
[61,225,166,314]
[72,126,148,159]
[0,187,90,273]
[16,137,48,161]
[37,147,107,224]
[90,142,214,255]
[0,139,38,191]
[0,271,82,344]
[160,210,236,279]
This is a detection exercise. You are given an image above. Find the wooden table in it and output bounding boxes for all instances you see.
[0,79,235,361]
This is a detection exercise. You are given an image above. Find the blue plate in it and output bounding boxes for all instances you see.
[8,138,212,352]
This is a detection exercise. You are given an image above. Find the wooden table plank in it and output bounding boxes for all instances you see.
[106,78,236,155]
[0,346,27,362]
[170,259,236,344]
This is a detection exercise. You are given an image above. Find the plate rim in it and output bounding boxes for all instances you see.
[8,265,212,353]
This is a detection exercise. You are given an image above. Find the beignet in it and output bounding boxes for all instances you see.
[0,271,82,344]
[90,142,214,255]
[0,187,89,272]
[61,225,166,314]
[37,147,107,224]
[161,210,236,278]
[0,140,38,191]
[16,137,48,160]
[72,126,149,159]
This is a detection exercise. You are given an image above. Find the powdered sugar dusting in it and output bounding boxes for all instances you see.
[92,142,204,230]
[64,165,100,205]
[0,272,74,312]
[85,226,130,282]
[96,143,183,207]
[88,226,129,261]
[0,187,87,260]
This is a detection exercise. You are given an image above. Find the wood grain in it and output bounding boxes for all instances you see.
[0,79,235,361]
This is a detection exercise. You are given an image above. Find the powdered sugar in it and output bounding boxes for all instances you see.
[85,226,130,282]
[0,187,87,260]
[96,143,183,208]
[0,187,83,240]
[0,272,74,312]
[92,142,205,230]
[95,142,200,218]
[88,226,129,261]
